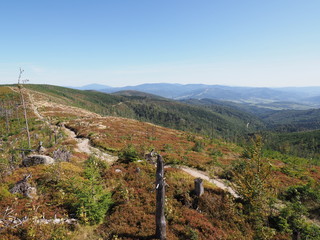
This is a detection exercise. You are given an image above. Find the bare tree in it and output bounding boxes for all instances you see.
[17,68,31,149]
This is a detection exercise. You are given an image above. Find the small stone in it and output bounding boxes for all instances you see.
[53,218,62,224]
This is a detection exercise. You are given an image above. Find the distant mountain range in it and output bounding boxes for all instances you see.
[72,83,320,109]
[72,83,112,91]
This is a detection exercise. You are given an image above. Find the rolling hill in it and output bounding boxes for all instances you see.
[23,84,265,140]
[76,83,320,109]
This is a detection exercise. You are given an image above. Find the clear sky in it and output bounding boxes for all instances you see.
[1,0,319,87]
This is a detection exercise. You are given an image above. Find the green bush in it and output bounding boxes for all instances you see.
[283,183,320,203]
[118,144,139,163]
[66,156,113,225]
[208,148,223,157]
[72,181,112,225]
[0,184,11,201]
[192,140,205,152]
[271,201,320,239]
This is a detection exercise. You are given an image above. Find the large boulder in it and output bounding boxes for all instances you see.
[21,154,55,167]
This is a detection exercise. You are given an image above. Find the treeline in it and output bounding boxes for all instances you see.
[263,130,320,161]
[260,108,320,132]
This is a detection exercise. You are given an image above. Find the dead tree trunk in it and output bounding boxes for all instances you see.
[194,178,204,197]
[193,178,204,209]
[155,154,166,240]
[17,68,31,149]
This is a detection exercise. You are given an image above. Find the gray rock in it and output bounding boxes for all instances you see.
[10,174,37,199]
[53,149,71,162]
[22,155,55,167]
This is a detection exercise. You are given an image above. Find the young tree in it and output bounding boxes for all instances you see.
[232,135,274,239]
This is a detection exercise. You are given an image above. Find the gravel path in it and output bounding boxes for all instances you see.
[27,89,118,164]
[167,165,239,198]
[63,126,118,163]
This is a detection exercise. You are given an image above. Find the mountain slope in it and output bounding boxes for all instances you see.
[1,85,320,239]
[92,83,320,108]
[23,84,264,139]
[260,108,320,132]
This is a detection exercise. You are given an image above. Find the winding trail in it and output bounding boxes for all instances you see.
[62,126,118,163]
[27,89,118,164]
[179,166,239,198]
[167,165,239,198]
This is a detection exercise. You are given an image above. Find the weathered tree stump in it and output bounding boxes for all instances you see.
[145,149,156,164]
[155,154,166,240]
[194,178,204,197]
[36,141,46,154]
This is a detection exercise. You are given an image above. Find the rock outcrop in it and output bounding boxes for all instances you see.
[10,174,37,199]
[21,155,55,167]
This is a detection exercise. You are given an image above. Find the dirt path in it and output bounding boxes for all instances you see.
[167,165,239,198]
[62,126,118,163]
[27,89,118,164]
[27,90,45,121]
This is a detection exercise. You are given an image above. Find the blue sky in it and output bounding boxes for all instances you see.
[1,0,319,87]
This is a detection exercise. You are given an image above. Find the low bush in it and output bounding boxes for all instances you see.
[118,144,139,163]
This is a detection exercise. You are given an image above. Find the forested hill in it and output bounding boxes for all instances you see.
[259,108,320,132]
[23,84,264,140]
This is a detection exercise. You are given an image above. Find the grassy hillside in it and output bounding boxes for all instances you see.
[23,84,263,141]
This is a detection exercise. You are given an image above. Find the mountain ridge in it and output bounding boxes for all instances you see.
[72,83,320,108]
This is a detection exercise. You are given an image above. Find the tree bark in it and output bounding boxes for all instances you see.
[155,154,166,240]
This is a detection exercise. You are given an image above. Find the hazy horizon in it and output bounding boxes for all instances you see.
[3,81,320,89]
[1,1,320,88]
[68,82,320,89]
